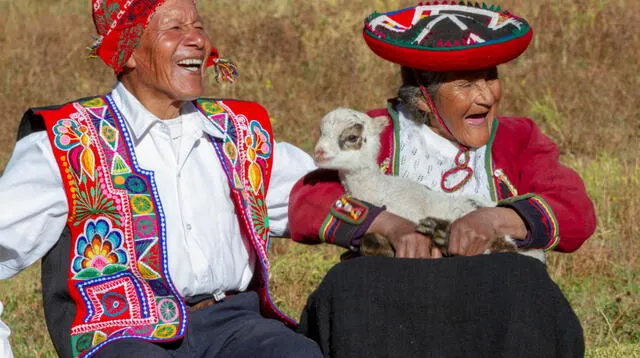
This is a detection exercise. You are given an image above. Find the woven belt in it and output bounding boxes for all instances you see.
[185,290,239,312]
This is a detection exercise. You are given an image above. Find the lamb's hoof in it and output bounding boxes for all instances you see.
[489,236,518,253]
[360,232,396,257]
[416,217,450,253]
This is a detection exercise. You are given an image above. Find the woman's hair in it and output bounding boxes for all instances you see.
[397,67,445,125]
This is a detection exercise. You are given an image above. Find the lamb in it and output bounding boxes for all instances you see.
[313,108,545,263]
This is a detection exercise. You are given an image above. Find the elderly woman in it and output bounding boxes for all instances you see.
[289,3,595,357]
[290,3,595,259]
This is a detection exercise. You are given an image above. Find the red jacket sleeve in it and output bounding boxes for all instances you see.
[288,169,384,247]
[288,169,345,244]
[495,118,596,253]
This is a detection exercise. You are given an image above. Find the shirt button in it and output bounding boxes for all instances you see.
[186,224,192,231]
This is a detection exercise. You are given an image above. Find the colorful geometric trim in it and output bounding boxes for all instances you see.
[318,214,339,243]
[498,193,560,251]
[195,99,272,261]
[528,196,560,250]
[485,118,500,202]
[104,93,187,329]
[193,99,297,328]
[318,195,386,248]
[387,102,401,176]
[363,3,533,71]
[330,195,370,225]
[369,103,400,176]
[317,213,360,249]
[76,271,150,326]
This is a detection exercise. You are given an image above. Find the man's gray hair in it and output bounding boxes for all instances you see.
[397,67,445,125]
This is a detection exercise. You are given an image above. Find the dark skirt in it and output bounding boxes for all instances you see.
[298,253,583,358]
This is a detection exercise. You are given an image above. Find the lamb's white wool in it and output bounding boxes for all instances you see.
[314,108,545,263]
[314,108,385,174]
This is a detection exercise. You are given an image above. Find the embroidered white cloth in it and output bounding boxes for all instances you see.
[0,82,316,297]
[397,105,493,202]
[0,301,13,358]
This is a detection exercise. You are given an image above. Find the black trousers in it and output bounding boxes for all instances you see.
[97,291,322,358]
[299,253,584,358]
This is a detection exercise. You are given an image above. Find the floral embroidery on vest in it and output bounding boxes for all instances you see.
[42,96,187,357]
[194,99,295,328]
[195,100,272,255]
[71,218,128,280]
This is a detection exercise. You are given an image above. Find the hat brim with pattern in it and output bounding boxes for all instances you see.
[363,2,533,72]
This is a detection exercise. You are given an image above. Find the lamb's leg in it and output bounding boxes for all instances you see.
[360,232,396,257]
[416,217,451,255]
[417,217,518,256]
[489,236,518,253]
[360,221,516,258]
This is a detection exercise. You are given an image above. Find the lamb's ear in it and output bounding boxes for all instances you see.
[370,115,389,134]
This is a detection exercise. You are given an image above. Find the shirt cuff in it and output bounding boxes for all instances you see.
[498,194,560,251]
[317,195,385,249]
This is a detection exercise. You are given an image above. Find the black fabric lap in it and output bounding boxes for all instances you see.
[299,253,583,358]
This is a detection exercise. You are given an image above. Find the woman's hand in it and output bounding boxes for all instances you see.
[367,211,443,258]
[448,207,527,256]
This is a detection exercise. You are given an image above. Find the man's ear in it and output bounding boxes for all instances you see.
[124,53,137,71]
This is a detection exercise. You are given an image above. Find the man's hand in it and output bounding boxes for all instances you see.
[448,207,527,256]
[367,211,442,258]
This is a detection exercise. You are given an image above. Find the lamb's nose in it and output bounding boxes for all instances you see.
[313,148,326,162]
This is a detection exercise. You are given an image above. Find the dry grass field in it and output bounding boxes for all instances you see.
[0,0,638,356]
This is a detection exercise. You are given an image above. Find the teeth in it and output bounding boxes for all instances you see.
[177,58,203,66]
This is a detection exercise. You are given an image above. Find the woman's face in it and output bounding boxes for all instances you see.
[424,68,501,148]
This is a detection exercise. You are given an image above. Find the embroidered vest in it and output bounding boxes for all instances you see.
[37,95,292,357]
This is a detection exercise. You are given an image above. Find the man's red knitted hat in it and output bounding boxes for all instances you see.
[90,0,238,82]
[91,0,167,73]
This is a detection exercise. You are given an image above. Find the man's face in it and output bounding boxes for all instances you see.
[127,0,213,102]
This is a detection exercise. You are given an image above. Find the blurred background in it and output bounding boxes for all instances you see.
[0,0,638,356]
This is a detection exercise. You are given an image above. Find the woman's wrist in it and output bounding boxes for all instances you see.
[367,211,415,239]
[488,207,528,240]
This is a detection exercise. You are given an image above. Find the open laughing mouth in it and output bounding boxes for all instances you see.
[465,112,488,126]
[176,58,203,73]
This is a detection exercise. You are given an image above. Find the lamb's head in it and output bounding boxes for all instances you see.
[313,108,387,172]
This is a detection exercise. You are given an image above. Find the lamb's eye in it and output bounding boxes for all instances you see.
[347,135,359,142]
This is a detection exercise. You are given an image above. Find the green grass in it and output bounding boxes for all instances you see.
[1,0,640,356]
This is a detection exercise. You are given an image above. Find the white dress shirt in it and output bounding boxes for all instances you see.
[0,301,13,358]
[0,82,316,298]
[397,105,493,202]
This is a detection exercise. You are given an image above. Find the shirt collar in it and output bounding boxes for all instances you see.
[110,82,225,141]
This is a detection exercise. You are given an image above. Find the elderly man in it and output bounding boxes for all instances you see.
[0,0,320,357]
[0,302,12,357]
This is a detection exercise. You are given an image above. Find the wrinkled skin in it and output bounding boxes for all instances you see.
[120,0,213,119]
[366,68,527,258]
[418,68,501,148]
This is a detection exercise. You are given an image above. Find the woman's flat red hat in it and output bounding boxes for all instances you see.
[363,2,533,72]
